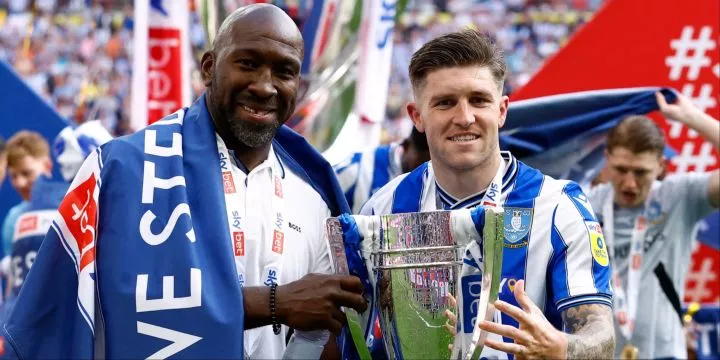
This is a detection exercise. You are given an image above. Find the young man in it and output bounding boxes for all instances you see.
[361,29,615,358]
[0,131,52,268]
[2,121,113,303]
[588,92,719,359]
[3,5,366,359]
[334,127,430,213]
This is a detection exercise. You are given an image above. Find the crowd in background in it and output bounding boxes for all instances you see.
[383,0,603,141]
[1,0,603,141]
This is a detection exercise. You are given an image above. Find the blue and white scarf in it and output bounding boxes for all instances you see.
[0,94,349,359]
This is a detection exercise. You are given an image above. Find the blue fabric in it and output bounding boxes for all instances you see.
[502,87,678,186]
[0,61,68,231]
[1,203,28,259]
[1,94,350,359]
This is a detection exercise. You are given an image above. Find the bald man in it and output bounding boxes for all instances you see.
[1,5,365,359]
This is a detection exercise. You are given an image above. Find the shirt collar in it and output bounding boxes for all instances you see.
[435,151,518,210]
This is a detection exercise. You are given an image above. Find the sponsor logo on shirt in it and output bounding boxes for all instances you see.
[587,221,609,267]
[272,230,284,254]
[264,267,279,286]
[231,210,241,230]
[233,231,245,256]
[288,222,302,233]
[222,171,236,193]
[17,215,38,235]
[274,176,283,198]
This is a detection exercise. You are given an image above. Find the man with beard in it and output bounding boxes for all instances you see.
[1,5,366,359]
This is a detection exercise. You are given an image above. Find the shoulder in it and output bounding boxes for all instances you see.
[361,172,411,215]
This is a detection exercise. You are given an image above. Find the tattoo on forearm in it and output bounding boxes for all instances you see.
[562,304,615,359]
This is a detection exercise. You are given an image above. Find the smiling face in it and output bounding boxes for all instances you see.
[407,66,508,173]
[202,7,303,149]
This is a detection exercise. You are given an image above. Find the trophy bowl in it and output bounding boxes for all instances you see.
[325,207,504,360]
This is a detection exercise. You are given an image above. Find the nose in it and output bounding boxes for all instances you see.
[247,67,277,99]
[452,100,475,127]
[621,172,637,189]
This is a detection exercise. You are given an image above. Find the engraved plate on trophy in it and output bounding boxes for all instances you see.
[324,207,505,360]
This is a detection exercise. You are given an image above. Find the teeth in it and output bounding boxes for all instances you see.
[450,135,478,142]
[242,105,270,115]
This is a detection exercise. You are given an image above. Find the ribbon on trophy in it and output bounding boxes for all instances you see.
[324,207,505,360]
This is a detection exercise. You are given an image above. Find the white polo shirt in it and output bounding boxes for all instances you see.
[225,145,333,359]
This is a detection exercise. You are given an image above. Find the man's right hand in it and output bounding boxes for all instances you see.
[276,274,367,335]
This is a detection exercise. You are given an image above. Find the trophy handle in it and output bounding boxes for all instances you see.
[452,207,505,360]
[325,217,373,360]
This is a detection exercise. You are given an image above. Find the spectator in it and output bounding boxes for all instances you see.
[0,131,51,267]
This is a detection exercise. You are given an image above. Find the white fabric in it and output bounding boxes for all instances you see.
[589,172,714,359]
[213,136,333,360]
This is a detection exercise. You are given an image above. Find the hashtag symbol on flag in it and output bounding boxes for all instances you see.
[665,26,716,81]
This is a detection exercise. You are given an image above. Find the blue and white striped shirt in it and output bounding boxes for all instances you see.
[361,151,613,358]
[333,143,402,213]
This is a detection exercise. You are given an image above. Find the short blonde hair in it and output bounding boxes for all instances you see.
[6,131,50,168]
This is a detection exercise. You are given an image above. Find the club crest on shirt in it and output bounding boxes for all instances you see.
[503,208,532,248]
[646,200,666,225]
[586,221,609,267]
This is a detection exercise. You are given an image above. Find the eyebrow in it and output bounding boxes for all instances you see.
[228,47,301,71]
[428,90,494,104]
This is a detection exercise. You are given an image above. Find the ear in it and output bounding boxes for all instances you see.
[43,156,53,174]
[200,51,215,86]
[497,95,509,128]
[659,155,668,178]
[407,102,425,133]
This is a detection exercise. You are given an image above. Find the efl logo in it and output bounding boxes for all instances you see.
[274,176,283,198]
[222,171,236,193]
[147,28,183,124]
[18,215,38,235]
[272,230,284,254]
[233,231,245,256]
[58,175,97,271]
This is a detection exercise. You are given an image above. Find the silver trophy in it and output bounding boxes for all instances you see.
[324,207,505,360]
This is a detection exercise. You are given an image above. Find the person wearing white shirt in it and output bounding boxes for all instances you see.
[588,93,720,359]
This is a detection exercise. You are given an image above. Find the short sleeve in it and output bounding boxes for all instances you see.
[659,173,713,225]
[549,183,613,313]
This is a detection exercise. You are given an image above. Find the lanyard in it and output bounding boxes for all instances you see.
[216,135,286,357]
[216,134,286,288]
[601,183,659,341]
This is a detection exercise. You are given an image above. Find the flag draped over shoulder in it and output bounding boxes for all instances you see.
[501,87,678,187]
[1,94,349,359]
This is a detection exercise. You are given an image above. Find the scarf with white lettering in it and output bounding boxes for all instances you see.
[0,94,350,359]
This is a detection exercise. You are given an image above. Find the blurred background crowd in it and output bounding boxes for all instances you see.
[0,0,603,141]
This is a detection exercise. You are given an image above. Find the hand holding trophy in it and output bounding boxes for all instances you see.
[323,206,504,359]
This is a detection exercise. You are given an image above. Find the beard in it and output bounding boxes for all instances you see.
[210,84,284,148]
[227,114,280,148]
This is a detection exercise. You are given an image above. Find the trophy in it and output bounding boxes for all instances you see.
[324,207,505,360]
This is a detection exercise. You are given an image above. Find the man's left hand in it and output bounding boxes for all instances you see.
[478,280,567,359]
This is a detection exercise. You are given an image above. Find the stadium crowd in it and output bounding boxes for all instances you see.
[1,0,602,141]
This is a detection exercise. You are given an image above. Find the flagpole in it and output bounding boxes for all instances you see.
[131,0,150,131]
